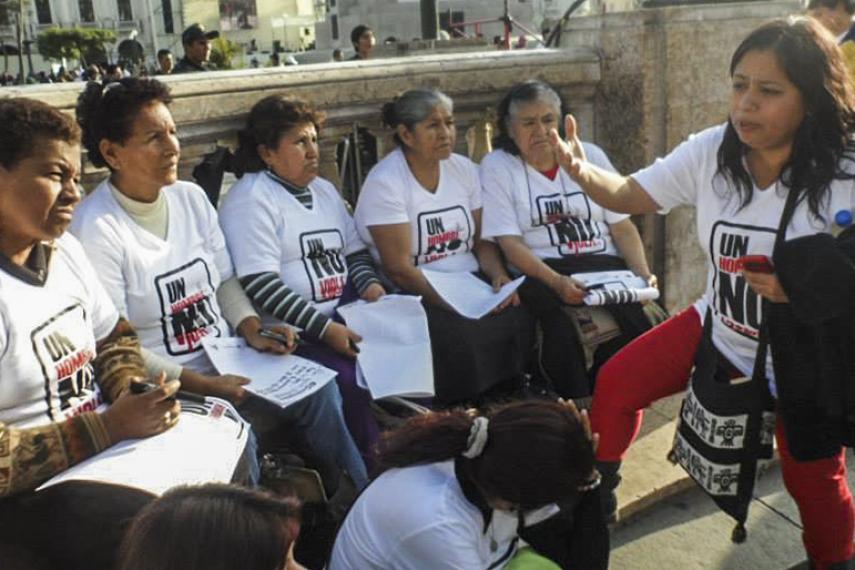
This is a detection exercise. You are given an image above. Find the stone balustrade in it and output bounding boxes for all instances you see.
[1,48,601,193]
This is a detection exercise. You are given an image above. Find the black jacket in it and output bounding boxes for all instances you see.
[769,226,855,461]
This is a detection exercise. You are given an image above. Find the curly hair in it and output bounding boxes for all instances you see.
[0,98,81,169]
[717,17,855,220]
[232,94,326,177]
[378,400,595,509]
[76,77,173,169]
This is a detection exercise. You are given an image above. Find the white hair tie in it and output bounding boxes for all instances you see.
[462,417,489,459]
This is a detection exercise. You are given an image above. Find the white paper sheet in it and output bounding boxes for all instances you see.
[40,398,248,495]
[420,270,525,319]
[337,295,434,399]
[571,270,660,306]
[202,337,336,409]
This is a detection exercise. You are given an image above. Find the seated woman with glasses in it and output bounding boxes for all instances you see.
[353,89,534,407]
[479,80,657,403]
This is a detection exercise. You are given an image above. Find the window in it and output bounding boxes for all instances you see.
[161,0,174,34]
[79,0,95,22]
[0,4,8,26]
[117,0,133,21]
[35,0,52,24]
[219,0,258,31]
[330,14,339,40]
[329,0,336,7]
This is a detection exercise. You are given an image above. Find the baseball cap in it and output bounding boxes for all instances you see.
[182,23,219,45]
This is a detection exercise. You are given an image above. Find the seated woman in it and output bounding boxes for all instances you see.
[354,89,533,406]
[218,95,384,465]
[480,80,656,401]
[329,400,608,569]
[70,79,367,493]
[0,97,182,569]
[118,484,305,570]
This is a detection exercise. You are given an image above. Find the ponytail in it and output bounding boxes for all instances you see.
[378,400,595,508]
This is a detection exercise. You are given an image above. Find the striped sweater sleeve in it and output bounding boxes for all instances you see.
[345,249,382,295]
[0,412,112,497]
[239,272,332,341]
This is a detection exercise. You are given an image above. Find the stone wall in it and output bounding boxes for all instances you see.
[562,0,801,312]
[0,47,600,195]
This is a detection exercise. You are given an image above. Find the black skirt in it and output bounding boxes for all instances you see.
[425,301,534,406]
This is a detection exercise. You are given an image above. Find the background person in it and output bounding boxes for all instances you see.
[156,48,174,75]
[118,484,305,570]
[354,89,534,406]
[555,18,855,568]
[350,24,375,60]
[329,400,608,569]
[480,80,656,403]
[219,94,385,469]
[71,78,368,494]
[173,23,219,74]
[0,97,182,569]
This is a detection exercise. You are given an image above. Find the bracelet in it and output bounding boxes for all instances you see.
[577,469,602,492]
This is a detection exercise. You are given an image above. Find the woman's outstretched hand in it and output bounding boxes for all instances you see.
[548,114,587,181]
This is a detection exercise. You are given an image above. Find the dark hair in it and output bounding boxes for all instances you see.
[0,98,81,169]
[76,77,172,169]
[380,89,454,147]
[716,17,855,220]
[379,400,594,509]
[807,0,855,14]
[118,484,300,570]
[157,48,172,59]
[351,24,372,46]
[493,79,569,156]
[232,94,325,177]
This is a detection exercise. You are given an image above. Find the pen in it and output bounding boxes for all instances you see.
[258,328,297,348]
[129,380,207,404]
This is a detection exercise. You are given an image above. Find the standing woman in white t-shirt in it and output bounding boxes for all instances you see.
[479,80,656,403]
[555,19,855,567]
[354,89,534,406]
[219,95,385,467]
[71,79,368,493]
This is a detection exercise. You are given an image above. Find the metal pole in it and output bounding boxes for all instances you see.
[503,0,511,49]
[16,0,24,83]
[420,0,438,40]
[143,0,160,57]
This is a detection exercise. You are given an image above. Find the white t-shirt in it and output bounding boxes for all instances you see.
[0,234,119,428]
[329,461,521,570]
[219,172,366,317]
[70,180,232,373]
[634,123,855,390]
[480,145,629,259]
[355,149,481,273]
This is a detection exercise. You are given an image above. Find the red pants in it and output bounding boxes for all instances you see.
[591,307,855,568]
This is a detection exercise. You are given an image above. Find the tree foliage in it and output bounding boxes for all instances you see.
[36,27,116,65]
[209,36,241,70]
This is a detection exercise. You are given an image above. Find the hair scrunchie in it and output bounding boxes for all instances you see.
[462,416,489,459]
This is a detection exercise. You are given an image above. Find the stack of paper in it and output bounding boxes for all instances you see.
[40,398,248,495]
[202,337,336,409]
[421,269,525,319]
[338,295,434,400]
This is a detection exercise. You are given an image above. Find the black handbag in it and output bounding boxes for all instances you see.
[669,184,801,542]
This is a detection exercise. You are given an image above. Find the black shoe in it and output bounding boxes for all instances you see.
[596,460,621,525]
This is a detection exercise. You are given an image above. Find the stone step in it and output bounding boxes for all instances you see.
[614,392,693,523]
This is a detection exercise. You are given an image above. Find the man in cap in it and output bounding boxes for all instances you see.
[173,23,219,74]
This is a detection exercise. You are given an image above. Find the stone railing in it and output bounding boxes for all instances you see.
[1,48,601,194]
